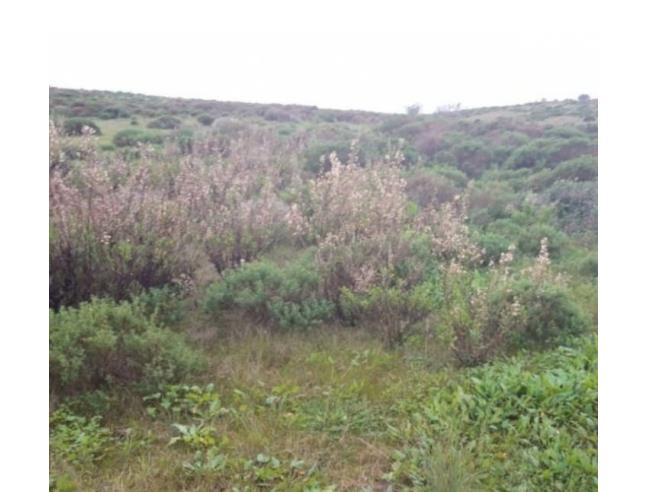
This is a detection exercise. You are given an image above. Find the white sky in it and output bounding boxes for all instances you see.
[49,31,598,114]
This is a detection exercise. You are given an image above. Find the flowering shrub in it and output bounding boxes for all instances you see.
[49,124,299,307]
[49,156,201,307]
[439,239,588,366]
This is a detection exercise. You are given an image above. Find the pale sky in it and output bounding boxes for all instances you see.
[49,31,598,114]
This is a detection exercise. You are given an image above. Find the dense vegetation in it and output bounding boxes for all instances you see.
[49,87,597,490]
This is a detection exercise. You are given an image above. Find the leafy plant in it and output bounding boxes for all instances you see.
[50,298,204,394]
[204,258,333,330]
[144,383,224,419]
[50,408,112,467]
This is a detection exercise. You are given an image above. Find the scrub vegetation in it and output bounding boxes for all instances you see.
[50,87,597,491]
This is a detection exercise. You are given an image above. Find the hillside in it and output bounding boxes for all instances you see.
[49,88,597,491]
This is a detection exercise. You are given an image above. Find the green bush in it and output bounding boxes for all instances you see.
[517,223,567,257]
[50,298,203,394]
[450,139,494,177]
[477,232,512,264]
[63,118,101,136]
[203,258,333,330]
[131,286,187,328]
[98,106,130,119]
[545,180,597,234]
[504,137,592,170]
[113,128,164,147]
[340,283,436,347]
[530,156,597,190]
[196,114,215,126]
[147,115,182,129]
[496,279,589,348]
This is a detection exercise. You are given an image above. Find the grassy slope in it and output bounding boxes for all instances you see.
[51,325,596,491]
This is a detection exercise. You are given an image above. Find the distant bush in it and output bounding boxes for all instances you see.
[50,298,203,394]
[98,106,130,119]
[175,128,195,154]
[545,180,597,234]
[504,137,592,170]
[197,114,215,126]
[406,103,422,116]
[147,115,182,129]
[405,169,459,209]
[477,232,512,264]
[63,118,101,136]
[113,128,164,147]
[303,141,355,174]
[530,156,597,190]
[517,223,567,257]
[450,139,494,177]
[204,258,334,330]
[264,107,294,122]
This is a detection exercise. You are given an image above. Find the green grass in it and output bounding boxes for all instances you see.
[49,327,597,491]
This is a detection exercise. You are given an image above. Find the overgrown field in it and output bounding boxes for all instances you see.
[49,88,597,490]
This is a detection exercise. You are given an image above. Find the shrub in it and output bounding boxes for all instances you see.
[303,141,355,174]
[545,180,598,234]
[204,258,334,330]
[112,128,163,147]
[504,137,592,170]
[63,118,101,136]
[340,283,436,347]
[98,106,130,119]
[477,232,511,264]
[147,115,182,129]
[197,114,215,126]
[50,298,203,394]
[450,139,494,178]
[406,103,421,116]
[405,168,459,209]
[517,223,567,257]
[503,279,588,348]
[529,155,597,190]
[49,160,201,307]
[132,285,188,328]
[99,143,116,151]
[439,239,587,365]
[264,107,294,122]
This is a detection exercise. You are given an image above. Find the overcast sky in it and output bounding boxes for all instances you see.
[49,31,598,114]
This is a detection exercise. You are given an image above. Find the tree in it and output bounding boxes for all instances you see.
[406,103,422,116]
